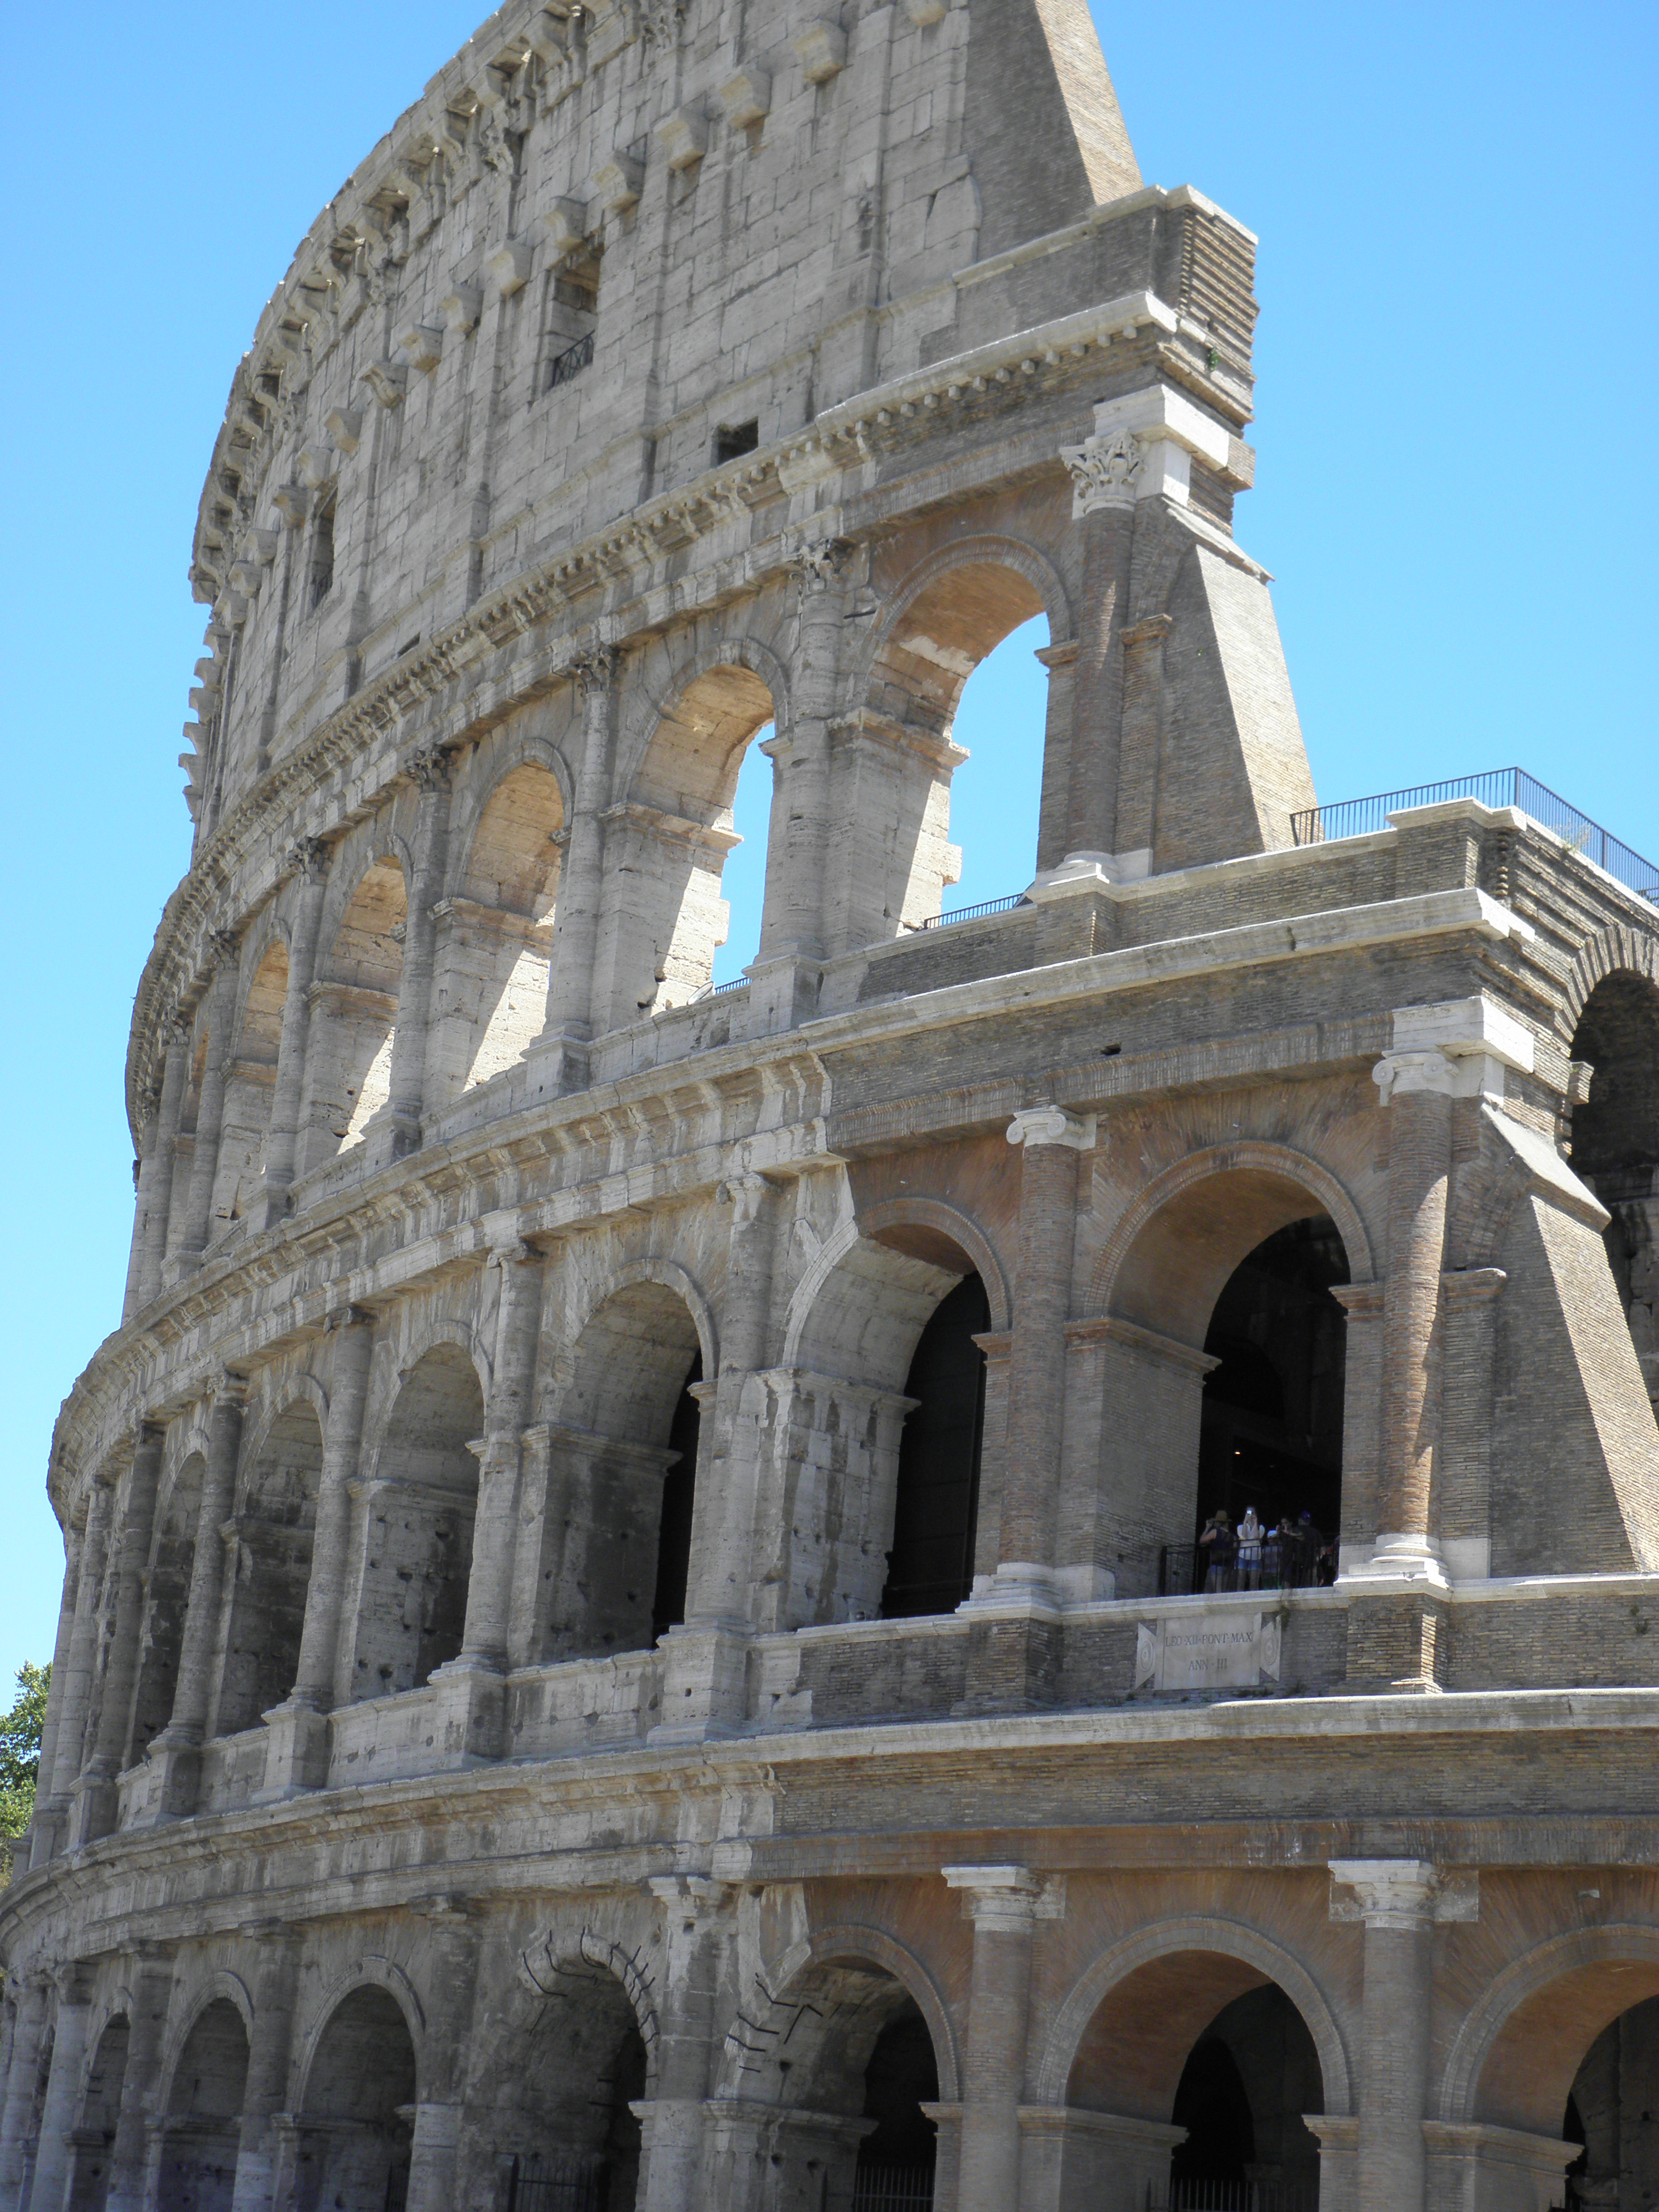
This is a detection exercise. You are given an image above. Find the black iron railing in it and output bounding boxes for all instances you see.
[915,892,1031,930]
[1158,1530,1333,1598]
[851,2166,935,2211]
[1289,767,1659,903]
[501,2151,610,2211]
[1146,2181,1318,2210]
[547,331,595,390]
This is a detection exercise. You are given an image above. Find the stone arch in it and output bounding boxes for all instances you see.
[300,847,408,1168]
[365,1317,493,1450]
[519,1926,662,2087]
[130,1446,207,1762]
[216,932,290,1223]
[1440,1923,1659,2133]
[1035,1915,1352,2116]
[853,1197,1012,1335]
[537,1272,708,1660]
[784,1210,996,1388]
[215,1389,327,1736]
[618,633,794,790]
[238,1373,329,1471]
[290,1968,421,2211]
[352,1340,488,1697]
[445,734,575,894]
[294,1957,426,2097]
[1559,923,1659,1045]
[598,637,787,1025]
[856,533,1075,692]
[157,1987,251,2208]
[733,1922,963,2102]
[1090,1141,1376,1327]
[158,1972,254,2101]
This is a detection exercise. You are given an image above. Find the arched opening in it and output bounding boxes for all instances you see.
[214,1398,324,1736]
[428,762,564,1109]
[599,660,776,1028]
[130,1452,205,1762]
[1064,1952,1327,2210]
[352,1344,485,1698]
[716,1955,944,2211]
[1100,1162,1359,1600]
[932,611,1050,916]
[881,1273,989,1618]
[299,856,406,1172]
[1570,973,1659,1415]
[476,1953,647,2209]
[158,1998,249,2212]
[293,1986,415,2212]
[68,2014,129,2211]
[216,938,287,1224]
[1561,1992,1659,2206]
[1185,1217,1348,1594]
[785,1221,1003,1631]
[537,1283,704,1661]
[711,726,775,986]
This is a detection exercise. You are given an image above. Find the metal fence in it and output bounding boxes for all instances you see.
[915,891,1031,930]
[850,2165,935,2211]
[547,331,595,390]
[1158,1530,1332,1598]
[1288,767,1659,903]
[499,2151,612,2212]
[1145,2180,1318,2210]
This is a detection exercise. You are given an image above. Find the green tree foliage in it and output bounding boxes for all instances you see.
[0,1662,51,1854]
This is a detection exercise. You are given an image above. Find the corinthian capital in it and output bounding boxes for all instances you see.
[1061,429,1144,516]
[788,535,852,594]
[569,644,619,699]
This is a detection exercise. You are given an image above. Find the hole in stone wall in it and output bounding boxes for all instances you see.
[714,419,759,464]
[881,1273,988,1617]
[939,611,1049,913]
[855,2000,939,2194]
[652,1351,702,1639]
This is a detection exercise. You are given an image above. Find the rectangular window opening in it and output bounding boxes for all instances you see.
[308,496,336,608]
[544,247,601,394]
[714,420,760,465]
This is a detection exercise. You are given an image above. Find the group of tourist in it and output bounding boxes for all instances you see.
[1195,1505,1336,1592]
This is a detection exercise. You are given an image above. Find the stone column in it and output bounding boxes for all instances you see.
[149,1374,246,1816]
[230,1927,301,2212]
[30,1964,94,2212]
[769,538,848,964]
[72,1424,165,1846]
[1032,640,1079,874]
[658,1173,778,1741]
[263,1307,373,1796]
[254,838,331,1229]
[133,1017,192,1308]
[103,1949,174,2212]
[1330,1858,1471,2212]
[382,746,455,1157]
[1059,445,1136,864]
[943,1865,1041,2212]
[457,1238,545,1673]
[168,937,242,1277]
[1113,613,1173,862]
[992,1107,1093,1590]
[25,1530,83,1867]
[404,1901,479,2212]
[1437,1268,1508,1583]
[38,1481,113,1857]
[0,1973,51,2202]
[539,647,618,1086]
[637,1875,733,2212]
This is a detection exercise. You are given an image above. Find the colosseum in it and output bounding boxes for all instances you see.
[6,0,1659,2207]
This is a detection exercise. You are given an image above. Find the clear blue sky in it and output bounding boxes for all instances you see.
[2,2,1653,1687]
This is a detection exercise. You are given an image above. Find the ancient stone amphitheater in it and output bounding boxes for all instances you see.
[7,0,1659,2207]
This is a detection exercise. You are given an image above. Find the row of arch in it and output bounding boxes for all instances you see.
[21,1908,1659,2208]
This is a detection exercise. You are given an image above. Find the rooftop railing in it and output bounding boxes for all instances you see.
[914,891,1032,929]
[1290,767,1659,903]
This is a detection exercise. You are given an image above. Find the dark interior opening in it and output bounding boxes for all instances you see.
[1195,1216,1348,1559]
[881,1273,988,1618]
[714,419,760,464]
[1171,2037,1255,2186]
[856,2002,939,2182]
[652,1352,701,1639]
[1166,1984,1323,2205]
[1563,1990,1659,2202]
[308,494,335,607]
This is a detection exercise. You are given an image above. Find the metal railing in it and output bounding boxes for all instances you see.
[1289,767,1659,903]
[547,331,595,390]
[1146,2180,1318,2210]
[851,2166,935,2211]
[915,892,1031,930]
[1158,1530,1333,1598]
[500,2151,612,2211]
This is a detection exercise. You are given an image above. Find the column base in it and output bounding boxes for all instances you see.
[161,1246,204,1290]
[142,1728,203,1820]
[404,2102,461,2212]
[1017,2107,1184,2212]
[631,2094,710,2212]
[1338,1531,1453,1593]
[956,1574,1064,1713]
[255,1699,332,1799]
[69,1761,123,1848]
[27,1798,67,1870]
[523,1026,592,1100]
[649,1624,750,1744]
[425,1658,507,1762]
[247,1176,293,1234]
[1345,1588,1452,1694]
[731,954,823,1041]
[357,1104,423,1170]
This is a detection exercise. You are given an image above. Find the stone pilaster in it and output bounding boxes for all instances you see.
[229,1926,302,2212]
[43,1475,114,1839]
[72,1422,165,1846]
[133,1016,192,1308]
[167,936,241,1277]
[537,646,618,1088]
[25,1527,84,1868]
[254,838,330,1226]
[148,1372,246,1815]
[0,1973,51,2201]
[771,537,849,966]
[636,1875,734,2212]
[943,1865,1041,2212]
[263,1307,372,1795]
[102,1948,174,2212]
[1437,1267,1508,1583]
[404,1899,479,2212]
[457,1236,545,1672]
[1329,1857,1477,2212]
[28,1962,95,2212]
[381,745,455,1157]
[1059,444,1136,864]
